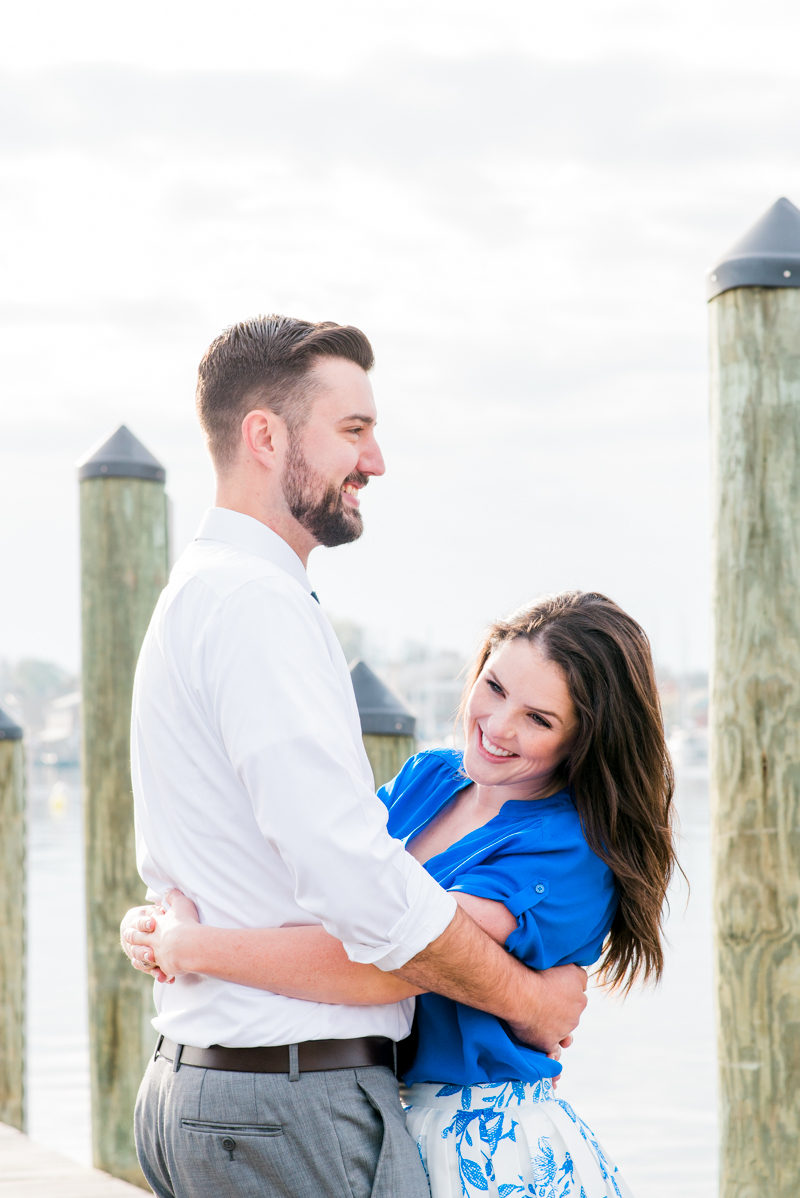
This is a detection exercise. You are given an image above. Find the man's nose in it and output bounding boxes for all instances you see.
[360,433,386,478]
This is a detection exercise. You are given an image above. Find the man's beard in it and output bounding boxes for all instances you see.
[282,438,368,548]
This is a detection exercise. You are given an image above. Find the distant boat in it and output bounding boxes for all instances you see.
[667,726,708,774]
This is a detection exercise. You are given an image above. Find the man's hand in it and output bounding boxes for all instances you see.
[506,963,587,1053]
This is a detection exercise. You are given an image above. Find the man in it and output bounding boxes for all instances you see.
[125,315,587,1198]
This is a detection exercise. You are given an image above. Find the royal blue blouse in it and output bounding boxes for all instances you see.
[378,749,618,1085]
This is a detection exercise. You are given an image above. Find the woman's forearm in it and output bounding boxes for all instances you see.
[178,922,423,1005]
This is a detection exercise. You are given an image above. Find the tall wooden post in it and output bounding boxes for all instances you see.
[78,425,168,1186]
[350,660,416,789]
[709,197,800,1197]
[0,704,25,1132]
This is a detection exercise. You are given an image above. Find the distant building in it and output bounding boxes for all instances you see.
[36,691,81,766]
[658,670,708,735]
[659,670,709,774]
[385,649,468,750]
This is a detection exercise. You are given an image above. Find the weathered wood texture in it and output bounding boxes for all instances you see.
[362,734,416,790]
[0,741,25,1132]
[0,1121,147,1196]
[710,285,800,1197]
[80,477,168,1188]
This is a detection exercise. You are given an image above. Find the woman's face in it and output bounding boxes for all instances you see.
[462,637,579,799]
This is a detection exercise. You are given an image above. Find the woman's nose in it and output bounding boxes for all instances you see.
[485,717,516,746]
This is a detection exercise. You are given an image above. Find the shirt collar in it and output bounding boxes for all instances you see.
[194,507,313,594]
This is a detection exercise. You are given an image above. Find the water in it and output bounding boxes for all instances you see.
[25,765,716,1194]
[558,771,716,1197]
[27,764,92,1166]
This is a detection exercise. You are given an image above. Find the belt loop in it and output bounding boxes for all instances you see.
[288,1044,300,1082]
[153,1034,164,1063]
[392,1041,398,1077]
[173,1044,183,1073]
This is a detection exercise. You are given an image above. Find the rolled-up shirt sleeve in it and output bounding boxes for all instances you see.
[197,577,456,970]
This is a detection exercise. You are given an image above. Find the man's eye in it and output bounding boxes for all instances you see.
[346,426,364,436]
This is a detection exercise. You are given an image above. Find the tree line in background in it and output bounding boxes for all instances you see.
[1,623,708,767]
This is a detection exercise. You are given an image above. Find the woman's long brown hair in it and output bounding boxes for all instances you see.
[462,591,678,992]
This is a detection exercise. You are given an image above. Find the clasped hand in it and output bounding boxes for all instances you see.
[120,889,200,984]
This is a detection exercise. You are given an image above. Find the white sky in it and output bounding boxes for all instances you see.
[3,0,800,673]
[4,0,800,73]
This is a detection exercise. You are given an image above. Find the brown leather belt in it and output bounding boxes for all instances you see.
[154,1034,396,1075]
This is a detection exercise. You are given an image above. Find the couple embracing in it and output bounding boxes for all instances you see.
[121,315,677,1198]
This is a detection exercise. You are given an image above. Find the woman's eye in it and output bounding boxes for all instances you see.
[529,713,551,729]
[486,680,503,695]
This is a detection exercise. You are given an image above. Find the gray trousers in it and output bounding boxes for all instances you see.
[134,1054,430,1198]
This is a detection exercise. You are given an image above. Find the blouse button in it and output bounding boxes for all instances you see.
[535,884,545,894]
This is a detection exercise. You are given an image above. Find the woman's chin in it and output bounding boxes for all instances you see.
[461,747,477,776]
[462,746,505,783]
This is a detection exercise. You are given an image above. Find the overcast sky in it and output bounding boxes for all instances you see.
[3,0,800,674]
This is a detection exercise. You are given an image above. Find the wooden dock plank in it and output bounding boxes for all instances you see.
[0,1122,148,1195]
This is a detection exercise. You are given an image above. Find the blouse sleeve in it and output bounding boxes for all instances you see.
[448,820,618,970]
[377,748,464,814]
[376,755,417,811]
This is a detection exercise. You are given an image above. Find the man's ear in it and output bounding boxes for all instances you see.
[240,408,286,470]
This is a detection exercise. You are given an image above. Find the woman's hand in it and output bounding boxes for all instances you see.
[546,1033,572,1090]
[120,904,171,983]
[125,896,423,1004]
[122,890,202,984]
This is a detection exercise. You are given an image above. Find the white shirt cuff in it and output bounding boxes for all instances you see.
[343,887,458,972]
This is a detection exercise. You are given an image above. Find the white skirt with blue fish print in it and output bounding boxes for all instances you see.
[404,1079,633,1198]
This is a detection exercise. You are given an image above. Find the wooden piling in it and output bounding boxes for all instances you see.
[0,705,25,1132]
[349,660,416,789]
[78,425,168,1188]
[709,198,800,1196]
[361,733,417,791]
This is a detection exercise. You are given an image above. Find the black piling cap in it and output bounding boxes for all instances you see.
[0,704,23,741]
[77,424,166,483]
[708,197,800,300]
[350,660,416,737]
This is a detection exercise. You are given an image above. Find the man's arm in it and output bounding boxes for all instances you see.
[204,581,459,969]
[393,905,587,1053]
[122,893,586,1051]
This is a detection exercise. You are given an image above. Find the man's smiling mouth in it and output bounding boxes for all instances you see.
[341,482,361,507]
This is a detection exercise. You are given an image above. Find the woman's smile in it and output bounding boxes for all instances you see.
[477,726,519,761]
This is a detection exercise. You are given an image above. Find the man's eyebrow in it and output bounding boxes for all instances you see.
[339,413,375,425]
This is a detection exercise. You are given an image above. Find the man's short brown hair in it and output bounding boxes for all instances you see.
[196,315,375,469]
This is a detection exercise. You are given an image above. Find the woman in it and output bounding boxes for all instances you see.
[124,591,677,1198]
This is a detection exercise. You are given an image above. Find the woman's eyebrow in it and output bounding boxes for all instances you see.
[529,706,560,721]
[487,670,561,721]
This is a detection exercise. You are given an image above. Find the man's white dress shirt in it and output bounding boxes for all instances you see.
[131,507,456,1049]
